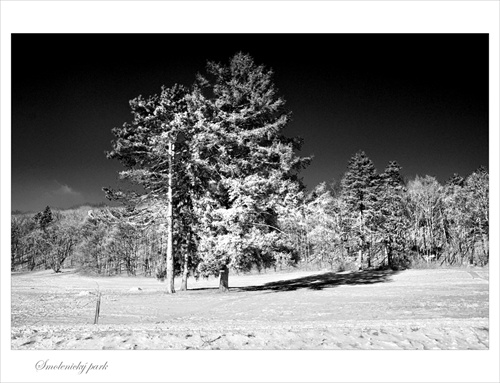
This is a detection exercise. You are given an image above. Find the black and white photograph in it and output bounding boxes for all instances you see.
[1,2,499,383]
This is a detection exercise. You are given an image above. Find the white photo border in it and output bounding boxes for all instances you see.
[1,1,498,382]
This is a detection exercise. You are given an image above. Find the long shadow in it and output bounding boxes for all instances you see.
[187,268,400,294]
[235,268,399,293]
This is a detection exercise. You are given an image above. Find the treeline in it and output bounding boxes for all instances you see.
[11,205,166,276]
[293,153,489,271]
[11,159,489,276]
[11,206,82,273]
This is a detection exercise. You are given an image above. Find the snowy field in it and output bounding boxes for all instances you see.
[11,267,489,350]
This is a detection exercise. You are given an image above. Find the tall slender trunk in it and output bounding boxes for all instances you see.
[358,247,363,269]
[422,227,428,262]
[219,265,229,292]
[469,241,475,266]
[387,238,393,268]
[383,242,389,267]
[367,235,371,268]
[180,252,189,291]
[478,218,488,262]
[165,139,175,294]
[358,210,363,269]
[304,223,310,268]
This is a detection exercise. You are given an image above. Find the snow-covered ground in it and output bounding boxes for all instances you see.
[11,267,489,349]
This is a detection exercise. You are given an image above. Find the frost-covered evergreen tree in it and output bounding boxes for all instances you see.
[105,84,201,293]
[194,53,310,291]
[33,206,53,231]
[340,151,379,269]
[378,161,408,267]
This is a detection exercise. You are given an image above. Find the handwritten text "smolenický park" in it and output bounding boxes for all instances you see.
[35,360,108,374]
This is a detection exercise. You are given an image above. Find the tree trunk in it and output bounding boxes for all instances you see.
[165,139,176,294]
[358,247,363,270]
[53,253,61,273]
[219,265,229,292]
[180,252,189,291]
[478,218,488,262]
[358,211,363,270]
[367,239,371,268]
[383,242,389,267]
[469,242,475,266]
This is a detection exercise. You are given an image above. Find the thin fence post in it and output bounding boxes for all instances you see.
[94,292,101,325]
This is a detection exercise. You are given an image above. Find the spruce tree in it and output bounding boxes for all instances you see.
[194,53,310,290]
[34,206,53,231]
[340,151,379,269]
[105,84,201,293]
[379,161,408,267]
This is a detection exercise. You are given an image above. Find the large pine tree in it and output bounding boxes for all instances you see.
[378,161,408,267]
[194,53,310,290]
[340,151,379,269]
[105,84,201,293]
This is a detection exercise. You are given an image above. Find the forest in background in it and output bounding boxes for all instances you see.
[10,53,489,291]
[11,162,489,279]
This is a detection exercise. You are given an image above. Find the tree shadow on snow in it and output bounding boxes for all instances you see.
[236,268,400,293]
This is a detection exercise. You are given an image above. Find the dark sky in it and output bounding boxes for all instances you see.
[11,34,489,212]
